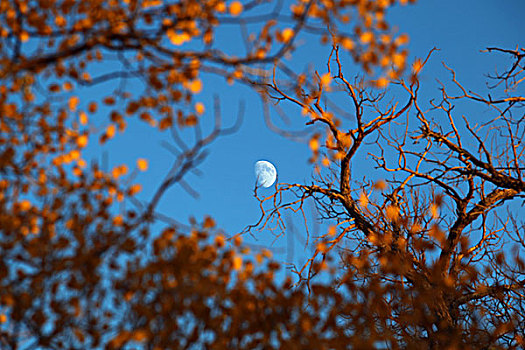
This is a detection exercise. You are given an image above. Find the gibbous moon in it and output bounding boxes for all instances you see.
[254,160,277,188]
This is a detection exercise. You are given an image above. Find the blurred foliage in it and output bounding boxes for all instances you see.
[0,0,524,349]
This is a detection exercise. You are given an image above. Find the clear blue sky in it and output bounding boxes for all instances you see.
[85,0,525,267]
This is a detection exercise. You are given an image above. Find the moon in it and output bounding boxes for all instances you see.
[254,160,277,188]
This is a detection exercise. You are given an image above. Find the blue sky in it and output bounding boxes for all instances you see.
[86,0,525,268]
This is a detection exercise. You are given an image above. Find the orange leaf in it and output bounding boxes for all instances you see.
[203,216,216,228]
[359,192,369,208]
[103,97,115,105]
[262,248,272,259]
[215,234,225,247]
[412,58,423,74]
[368,233,381,245]
[280,28,294,42]
[132,330,149,342]
[374,180,387,190]
[72,167,83,177]
[20,31,29,42]
[19,200,31,211]
[142,0,162,8]
[341,37,354,50]
[229,1,243,16]
[195,102,205,115]
[74,329,85,343]
[128,184,142,196]
[395,33,409,46]
[63,82,73,91]
[69,149,80,160]
[188,79,202,94]
[167,29,190,46]
[360,32,374,44]
[430,204,439,219]
[137,158,148,171]
[79,111,88,125]
[309,137,320,152]
[185,115,198,127]
[376,77,389,88]
[234,235,242,246]
[77,135,88,148]
[233,255,243,270]
[215,1,226,12]
[55,16,66,27]
[385,205,399,222]
[113,215,123,226]
[69,96,79,112]
[88,102,98,113]
[320,73,331,88]
[392,52,406,69]
[106,124,116,139]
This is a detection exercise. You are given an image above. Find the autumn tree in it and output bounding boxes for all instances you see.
[250,45,525,348]
[1,0,524,349]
